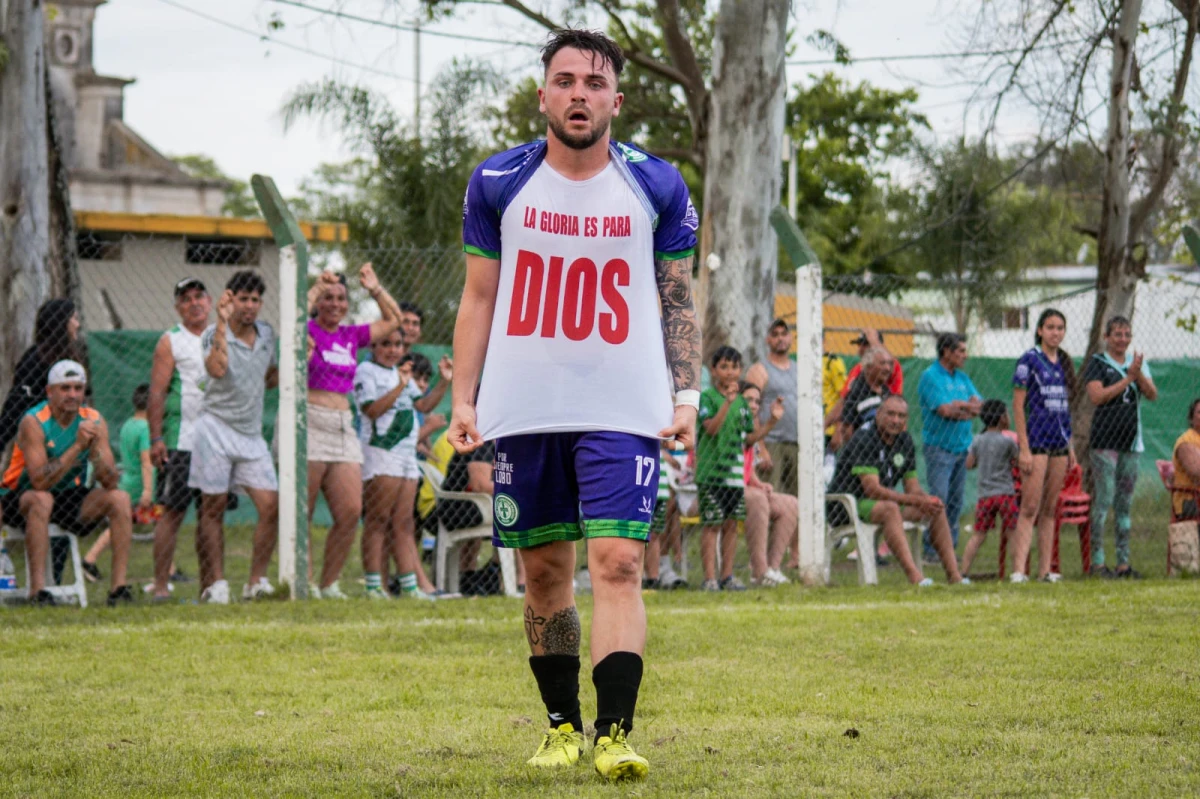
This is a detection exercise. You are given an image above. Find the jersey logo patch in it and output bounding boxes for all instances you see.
[616,142,648,163]
[682,199,699,231]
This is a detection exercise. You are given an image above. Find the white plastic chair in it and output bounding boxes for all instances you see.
[2,525,89,607]
[824,494,923,586]
[419,462,518,597]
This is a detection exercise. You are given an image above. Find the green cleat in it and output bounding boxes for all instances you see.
[592,724,648,782]
[526,723,585,769]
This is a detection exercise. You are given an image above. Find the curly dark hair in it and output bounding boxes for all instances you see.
[226,270,267,296]
[541,29,625,79]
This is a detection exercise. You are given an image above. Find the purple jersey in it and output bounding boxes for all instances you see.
[1013,347,1071,450]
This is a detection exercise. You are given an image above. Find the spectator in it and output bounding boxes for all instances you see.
[188,271,280,604]
[740,381,795,587]
[961,400,1019,577]
[1170,398,1200,521]
[81,383,156,583]
[148,278,211,599]
[840,347,894,435]
[642,443,687,590]
[745,318,798,493]
[0,299,83,584]
[1010,308,1076,584]
[399,302,424,349]
[1084,316,1158,579]
[0,299,82,451]
[821,351,848,449]
[826,395,967,585]
[696,346,760,592]
[305,265,401,599]
[841,329,903,396]
[409,353,449,458]
[0,360,134,606]
[355,333,450,599]
[917,332,982,561]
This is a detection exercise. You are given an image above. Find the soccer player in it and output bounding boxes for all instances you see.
[448,29,701,782]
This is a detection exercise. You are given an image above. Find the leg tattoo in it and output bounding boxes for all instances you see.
[540,607,581,655]
[524,606,546,647]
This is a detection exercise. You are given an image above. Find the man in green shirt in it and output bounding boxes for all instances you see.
[0,361,134,605]
[828,395,966,586]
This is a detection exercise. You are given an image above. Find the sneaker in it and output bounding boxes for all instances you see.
[364,586,391,600]
[957,577,972,586]
[143,581,174,594]
[320,582,348,599]
[751,569,789,588]
[700,578,720,592]
[170,569,192,583]
[201,579,230,605]
[81,560,102,583]
[765,568,790,586]
[386,576,403,596]
[658,564,687,589]
[30,589,57,607]
[526,722,585,768]
[1041,572,1063,584]
[917,577,934,587]
[1090,565,1116,579]
[641,577,661,590]
[593,723,649,782]
[106,585,135,607]
[847,549,859,561]
[309,584,322,600]
[1009,572,1029,584]
[1115,566,1141,580]
[243,577,275,600]
[719,575,746,592]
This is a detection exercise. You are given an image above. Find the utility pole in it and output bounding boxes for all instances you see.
[413,16,421,140]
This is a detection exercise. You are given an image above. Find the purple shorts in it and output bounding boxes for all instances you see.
[491,432,659,548]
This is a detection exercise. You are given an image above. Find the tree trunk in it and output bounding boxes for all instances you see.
[1087,0,1143,362]
[700,0,789,366]
[0,0,51,394]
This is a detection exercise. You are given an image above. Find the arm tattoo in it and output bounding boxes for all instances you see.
[540,607,581,655]
[38,458,62,479]
[524,606,546,647]
[655,255,702,392]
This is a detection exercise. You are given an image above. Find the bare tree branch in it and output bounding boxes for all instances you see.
[497,0,691,87]
[646,146,703,166]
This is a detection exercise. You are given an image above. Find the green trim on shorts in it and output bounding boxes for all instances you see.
[903,470,918,480]
[583,519,651,542]
[851,466,880,475]
[497,522,582,549]
[857,499,877,522]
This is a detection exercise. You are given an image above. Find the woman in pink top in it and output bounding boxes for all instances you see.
[306,264,401,598]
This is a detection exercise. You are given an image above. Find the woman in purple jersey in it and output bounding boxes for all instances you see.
[305,265,402,598]
[1010,308,1077,583]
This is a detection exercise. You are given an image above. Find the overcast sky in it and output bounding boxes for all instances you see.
[93,0,1041,201]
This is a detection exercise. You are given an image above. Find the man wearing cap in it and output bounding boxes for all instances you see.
[745,319,799,494]
[147,277,212,600]
[189,270,280,605]
[825,329,904,441]
[0,361,134,606]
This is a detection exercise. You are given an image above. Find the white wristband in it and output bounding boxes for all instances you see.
[674,389,700,409]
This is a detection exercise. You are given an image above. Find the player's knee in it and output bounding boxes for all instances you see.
[591,549,643,588]
[525,564,570,598]
[109,489,132,514]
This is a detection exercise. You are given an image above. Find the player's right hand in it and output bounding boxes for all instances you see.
[150,440,168,468]
[76,420,100,449]
[448,403,483,454]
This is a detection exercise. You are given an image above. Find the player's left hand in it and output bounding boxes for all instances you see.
[659,405,698,451]
[448,403,484,454]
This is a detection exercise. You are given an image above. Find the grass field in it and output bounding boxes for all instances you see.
[4,498,1200,797]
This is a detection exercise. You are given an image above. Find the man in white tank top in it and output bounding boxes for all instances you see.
[448,30,702,782]
[746,318,799,494]
[147,278,210,600]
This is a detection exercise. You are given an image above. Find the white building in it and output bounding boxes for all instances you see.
[898,264,1200,360]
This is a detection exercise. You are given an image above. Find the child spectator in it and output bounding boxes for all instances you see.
[960,399,1019,576]
[643,442,687,590]
[409,353,449,459]
[81,383,158,582]
[356,331,452,599]
[696,346,759,591]
[741,381,795,587]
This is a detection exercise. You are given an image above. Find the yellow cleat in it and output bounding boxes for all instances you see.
[526,723,585,768]
[593,724,649,782]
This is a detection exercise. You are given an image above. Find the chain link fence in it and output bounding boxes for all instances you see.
[3,229,1199,602]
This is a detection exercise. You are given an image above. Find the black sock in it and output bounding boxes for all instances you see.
[592,651,643,743]
[529,655,583,731]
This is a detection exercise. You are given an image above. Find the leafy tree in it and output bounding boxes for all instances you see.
[171,154,258,217]
[785,73,929,276]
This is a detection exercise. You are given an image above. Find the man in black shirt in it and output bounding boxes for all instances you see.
[828,395,966,585]
[840,347,893,436]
